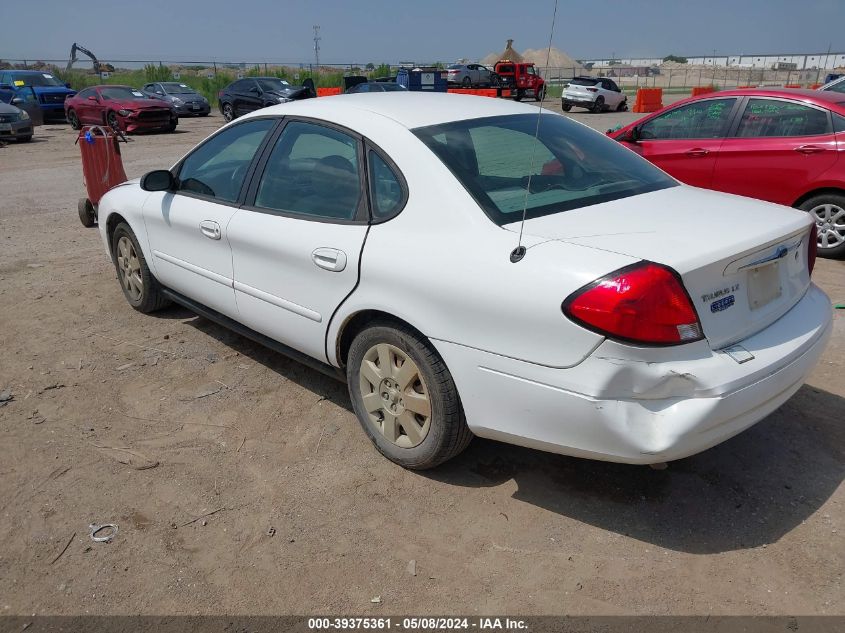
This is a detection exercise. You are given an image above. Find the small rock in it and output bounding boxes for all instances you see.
[370,596,381,604]
[27,263,45,268]
[163,335,170,340]
[267,527,276,537]
[0,389,12,406]
[201,520,207,527]
[576,582,583,590]
[115,363,134,371]
[406,559,416,576]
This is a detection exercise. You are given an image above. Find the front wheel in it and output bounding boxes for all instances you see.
[106,110,121,132]
[514,89,524,102]
[67,109,81,130]
[110,223,171,312]
[591,96,605,113]
[561,103,572,112]
[347,322,472,470]
[617,99,628,111]
[222,103,235,122]
[166,118,178,133]
[799,194,845,259]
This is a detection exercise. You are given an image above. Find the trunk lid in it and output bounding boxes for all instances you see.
[505,186,814,349]
[564,78,599,100]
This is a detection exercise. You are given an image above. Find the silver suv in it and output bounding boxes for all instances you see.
[562,76,627,113]
[445,63,499,88]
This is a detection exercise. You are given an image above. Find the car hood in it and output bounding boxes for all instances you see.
[112,99,172,110]
[30,85,75,95]
[266,86,314,101]
[0,102,23,115]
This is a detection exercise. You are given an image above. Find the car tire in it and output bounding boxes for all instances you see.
[491,74,501,87]
[534,85,545,102]
[561,103,572,112]
[347,321,473,470]
[106,111,121,132]
[462,76,472,88]
[78,198,96,227]
[222,103,235,122]
[514,89,524,102]
[110,222,171,313]
[67,109,81,130]
[617,99,628,112]
[17,135,33,142]
[166,119,178,133]
[592,96,605,113]
[200,112,210,117]
[799,193,845,259]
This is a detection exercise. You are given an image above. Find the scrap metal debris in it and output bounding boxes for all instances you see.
[89,523,118,542]
[0,389,13,406]
[50,532,76,565]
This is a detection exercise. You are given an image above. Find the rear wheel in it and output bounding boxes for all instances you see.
[110,223,171,312]
[799,193,845,259]
[78,198,96,227]
[514,89,524,102]
[462,76,472,87]
[67,109,81,130]
[591,96,605,113]
[347,322,472,469]
[222,103,235,122]
[534,85,545,102]
[561,103,572,112]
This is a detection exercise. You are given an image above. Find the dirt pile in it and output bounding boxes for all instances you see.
[481,40,584,71]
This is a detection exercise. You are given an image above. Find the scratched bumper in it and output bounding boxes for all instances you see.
[433,284,832,464]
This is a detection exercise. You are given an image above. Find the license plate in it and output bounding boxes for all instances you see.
[0,123,11,132]
[191,104,200,110]
[747,262,782,310]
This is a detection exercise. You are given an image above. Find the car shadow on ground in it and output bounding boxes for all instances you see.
[174,310,843,555]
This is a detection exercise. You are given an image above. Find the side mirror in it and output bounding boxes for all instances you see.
[618,126,640,143]
[10,97,24,105]
[140,170,175,192]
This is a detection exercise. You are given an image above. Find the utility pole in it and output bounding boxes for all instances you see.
[313,25,321,69]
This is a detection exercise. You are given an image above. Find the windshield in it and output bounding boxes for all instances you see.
[11,72,64,87]
[100,87,148,100]
[414,113,677,226]
[257,78,290,92]
[823,79,845,94]
[161,82,198,94]
[380,83,407,91]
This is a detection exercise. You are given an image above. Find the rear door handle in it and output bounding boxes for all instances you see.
[685,148,710,157]
[795,145,824,155]
[312,248,347,272]
[199,220,221,240]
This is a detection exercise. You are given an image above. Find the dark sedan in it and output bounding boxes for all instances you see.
[0,101,34,142]
[217,77,315,121]
[142,82,211,116]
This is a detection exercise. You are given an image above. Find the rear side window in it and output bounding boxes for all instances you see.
[368,151,404,219]
[414,113,676,226]
[176,119,275,202]
[833,113,845,133]
[254,121,363,220]
[639,98,737,140]
[734,99,831,137]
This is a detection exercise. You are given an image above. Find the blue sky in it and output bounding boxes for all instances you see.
[1,0,842,64]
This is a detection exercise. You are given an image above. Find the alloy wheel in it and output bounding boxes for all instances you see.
[810,203,845,249]
[358,343,431,448]
[116,236,143,302]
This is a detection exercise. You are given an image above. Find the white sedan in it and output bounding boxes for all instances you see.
[97,93,832,469]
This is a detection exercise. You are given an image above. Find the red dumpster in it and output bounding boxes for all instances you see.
[77,125,128,227]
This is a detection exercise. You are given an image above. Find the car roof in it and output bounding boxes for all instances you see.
[241,92,545,130]
[676,87,845,113]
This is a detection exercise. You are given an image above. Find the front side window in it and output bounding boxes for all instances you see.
[177,119,275,202]
[734,98,831,137]
[639,98,737,140]
[414,113,677,226]
[254,121,362,220]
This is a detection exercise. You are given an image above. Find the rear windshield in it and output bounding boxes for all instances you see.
[161,82,197,94]
[414,113,677,226]
[570,77,599,86]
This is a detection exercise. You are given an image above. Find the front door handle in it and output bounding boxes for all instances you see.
[199,220,221,240]
[685,148,710,157]
[795,145,824,155]
[312,248,347,272]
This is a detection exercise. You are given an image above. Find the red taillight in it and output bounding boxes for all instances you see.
[587,87,598,92]
[562,262,703,346]
[808,224,817,276]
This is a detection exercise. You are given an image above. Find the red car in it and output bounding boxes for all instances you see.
[610,88,845,258]
[65,85,178,134]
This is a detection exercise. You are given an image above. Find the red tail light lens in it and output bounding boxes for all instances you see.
[562,262,703,346]
[587,87,598,92]
[808,224,817,276]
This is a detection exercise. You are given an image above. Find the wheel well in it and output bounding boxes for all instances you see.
[793,187,845,208]
[105,212,128,258]
[335,310,425,368]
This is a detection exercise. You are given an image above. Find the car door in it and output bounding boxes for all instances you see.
[602,79,623,107]
[77,88,101,123]
[711,97,839,206]
[238,80,264,116]
[624,97,740,187]
[227,119,371,361]
[142,118,277,319]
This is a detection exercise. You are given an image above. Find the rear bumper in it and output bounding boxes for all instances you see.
[563,95,597,106]
[434,284,832,464]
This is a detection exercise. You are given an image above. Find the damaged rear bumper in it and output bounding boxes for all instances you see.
[433,284,832,464]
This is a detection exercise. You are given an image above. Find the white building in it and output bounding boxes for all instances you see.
[581,52,845,70]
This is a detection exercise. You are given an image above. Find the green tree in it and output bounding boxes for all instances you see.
[144,63,173,82]
[662,54,688,64]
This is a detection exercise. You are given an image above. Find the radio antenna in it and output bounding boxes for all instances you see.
[510,0,559,263]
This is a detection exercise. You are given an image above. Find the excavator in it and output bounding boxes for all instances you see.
[66,43,106,73]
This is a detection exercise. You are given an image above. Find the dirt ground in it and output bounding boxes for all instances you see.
[0,98,843,617]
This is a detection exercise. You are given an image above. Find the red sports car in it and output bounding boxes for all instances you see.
[610,88,845,258]
[65,85,178,134]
